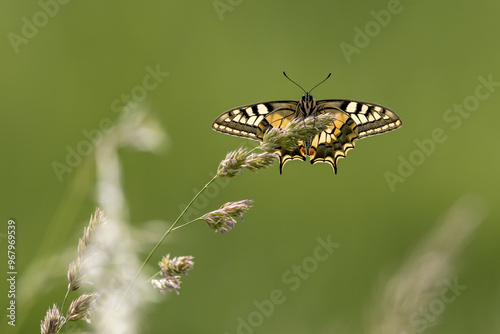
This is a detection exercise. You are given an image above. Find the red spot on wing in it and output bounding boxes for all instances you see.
[300,147,306,155]
[309,148,316,156]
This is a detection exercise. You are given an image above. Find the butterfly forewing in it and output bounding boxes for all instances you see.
[317,100,402,139]
[212,101,298,140]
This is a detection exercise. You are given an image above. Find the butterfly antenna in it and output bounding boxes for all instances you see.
[283,71,306,94]
[309,73,332,93]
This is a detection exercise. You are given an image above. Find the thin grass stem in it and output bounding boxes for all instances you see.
[119,175,219,303]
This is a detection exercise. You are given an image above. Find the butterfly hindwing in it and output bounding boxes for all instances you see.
[276,143,307,174]
[309,110,359,173]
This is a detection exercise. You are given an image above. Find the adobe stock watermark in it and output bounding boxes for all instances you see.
[7,0,72,54]
[213,0,243,21]
[224,236,340,334]
[340,0,405,64]
[51,65,169,182]
[384,73,499,191]
[401,277,467,334]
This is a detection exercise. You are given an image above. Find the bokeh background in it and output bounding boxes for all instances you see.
[2,0,499,333]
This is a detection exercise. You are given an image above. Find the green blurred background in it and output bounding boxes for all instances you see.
[1,0,499,333]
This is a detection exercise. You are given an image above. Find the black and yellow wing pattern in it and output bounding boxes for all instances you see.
[212,91,401,174]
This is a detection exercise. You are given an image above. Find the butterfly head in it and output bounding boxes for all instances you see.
[302,93,314,102]
[283,72,331,117]
[298,93,317,117]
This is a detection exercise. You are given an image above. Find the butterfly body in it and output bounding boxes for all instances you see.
[212,90,402,174]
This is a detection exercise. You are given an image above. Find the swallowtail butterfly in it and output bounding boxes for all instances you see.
[212,73,402,174]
